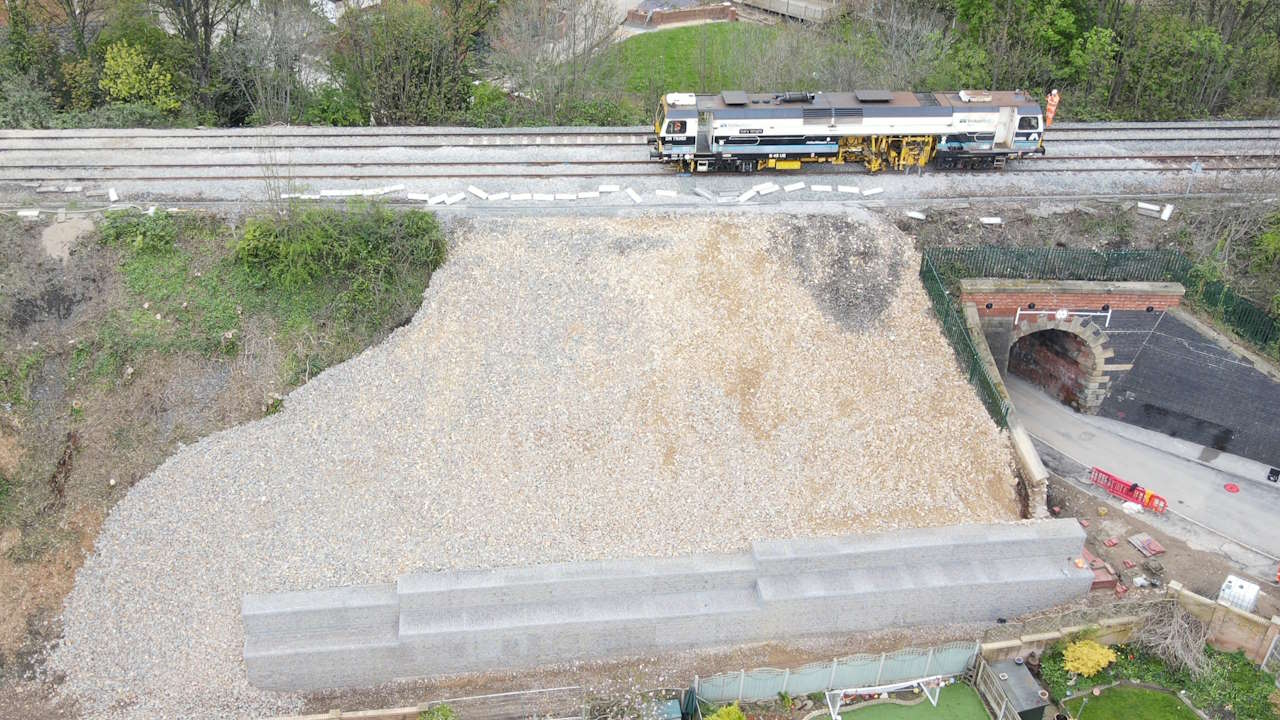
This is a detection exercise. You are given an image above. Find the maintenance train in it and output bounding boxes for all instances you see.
[647,89,1052,173]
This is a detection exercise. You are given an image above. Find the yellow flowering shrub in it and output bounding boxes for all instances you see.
[1063,639,1118,677]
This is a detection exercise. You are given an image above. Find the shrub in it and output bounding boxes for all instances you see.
[61,58,99,111]
[301,83,368,126]
[705,703,746,720]
[0,72,55,128]
[1064,640,1118,678]
[99,41,181,112]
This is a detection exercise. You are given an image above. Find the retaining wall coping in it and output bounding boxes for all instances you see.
[958,279,1186,296]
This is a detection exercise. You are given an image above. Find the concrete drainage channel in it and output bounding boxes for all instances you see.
[241,520,1093,692]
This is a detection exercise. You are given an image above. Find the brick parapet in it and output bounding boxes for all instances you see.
[958,279,1184,318]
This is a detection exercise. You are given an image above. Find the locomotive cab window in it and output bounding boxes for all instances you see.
[664,120,686,134]
[1018,116,1040,130]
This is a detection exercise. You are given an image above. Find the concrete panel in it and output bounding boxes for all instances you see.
[243,521,1093,691]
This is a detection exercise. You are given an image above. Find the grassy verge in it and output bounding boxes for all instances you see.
[592,23,771,96]
[1061,686,1199,720]
[1040,643,1278,720]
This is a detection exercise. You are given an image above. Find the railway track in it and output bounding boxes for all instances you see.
[1,122,1275,206]
[3,154,1277,183]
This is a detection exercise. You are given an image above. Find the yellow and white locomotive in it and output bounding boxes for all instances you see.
[648,89,1047,173]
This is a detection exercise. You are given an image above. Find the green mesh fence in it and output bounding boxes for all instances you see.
[919,256,1010,428]
[919,245,1280,427]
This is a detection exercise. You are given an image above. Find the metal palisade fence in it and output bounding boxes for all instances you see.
[920,246,1280,422]
[693,641,979,703]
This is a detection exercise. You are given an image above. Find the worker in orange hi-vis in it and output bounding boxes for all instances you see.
[1045,89,1061,127]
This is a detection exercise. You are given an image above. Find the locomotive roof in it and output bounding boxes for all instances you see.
[663,91,1042,119]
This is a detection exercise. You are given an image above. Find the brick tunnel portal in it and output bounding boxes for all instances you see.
[1009,328,1097,411]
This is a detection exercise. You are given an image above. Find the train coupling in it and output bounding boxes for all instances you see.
[649,147,662,159]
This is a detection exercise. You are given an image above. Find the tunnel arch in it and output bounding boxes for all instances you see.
[1008,315,1114,412]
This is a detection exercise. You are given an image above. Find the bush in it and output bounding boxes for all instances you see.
[233,203,446,322]
[301,83,368,126]
[0,72,55,128]
[705,703,746,720]
[333,0,477,125]
[1064,639,1119,678]
[99,41,181,112]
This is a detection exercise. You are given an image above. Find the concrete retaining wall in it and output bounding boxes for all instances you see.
[625,4,737,26]
[243,521,1094,692]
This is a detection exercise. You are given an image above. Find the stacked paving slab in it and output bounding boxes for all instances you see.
[242,520,1093,691]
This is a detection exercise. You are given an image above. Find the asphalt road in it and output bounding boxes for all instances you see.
[1008,375,1280,559]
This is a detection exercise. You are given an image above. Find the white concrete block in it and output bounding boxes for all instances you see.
[783,182,805,192]
[837,185,859,194]
[467,186,489,200]
[36,186,59,193]
[737,189,758,203]
[905,211,926,220]
[533,193,555,201]
[979,216,1003,225]
[576,191,599,199]
[108,188,119,202]
[63,185,83,192]
[625,188,642,204]
[443,193,465,205]
[427,194,447,205]
[280,193,300,199]
[406,193,433,201]
[145,206,157,216]
[862,187,884,196]
[752,182,774,191]
[554,192,577,200]
[757,183,780,195]
[655,189,677,198]
[1160,204,1174,221]
[694,188,715,201]
[1136,201,1161,212]
[298,194,321,200]
[321,189,361,197]
[363,185,403,196]
[510,193,532,200]
[487,192,510,201]
[598,184,621,193]
[811,184,832,192]
[16,209,39,218]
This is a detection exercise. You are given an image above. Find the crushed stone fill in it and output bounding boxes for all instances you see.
[51,212,1017,720]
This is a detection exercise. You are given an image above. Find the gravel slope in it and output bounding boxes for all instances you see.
[50,212,1017,720]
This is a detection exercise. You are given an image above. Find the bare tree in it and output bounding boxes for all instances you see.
[152,0,245,88]
[46,0,100,55]
[488,0,618,123]
[222,0,325,123]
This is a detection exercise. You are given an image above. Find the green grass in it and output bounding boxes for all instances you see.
[76,204,448,388]
[839,684,987,720]
[592,23,775,96]
[1062,686,1199,720]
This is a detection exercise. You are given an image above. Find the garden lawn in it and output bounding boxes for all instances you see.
[1062,686,1199,720]
[839,684,987,720]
